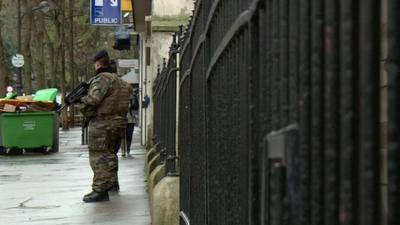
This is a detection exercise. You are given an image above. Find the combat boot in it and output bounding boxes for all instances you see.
[83,191,109,203]
[108,182,120,192]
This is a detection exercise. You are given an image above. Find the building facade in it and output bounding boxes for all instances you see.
[133,0,193,146]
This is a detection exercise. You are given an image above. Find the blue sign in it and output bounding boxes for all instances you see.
[90,0,121,26]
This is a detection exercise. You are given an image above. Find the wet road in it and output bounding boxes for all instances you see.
[0,128,150,225]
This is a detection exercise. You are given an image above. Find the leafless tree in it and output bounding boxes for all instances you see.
[0,1,10,97]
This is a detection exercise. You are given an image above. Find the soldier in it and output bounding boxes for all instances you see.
[80,50,131,202]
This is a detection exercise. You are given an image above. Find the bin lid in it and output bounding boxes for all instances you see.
[33,88,58,102]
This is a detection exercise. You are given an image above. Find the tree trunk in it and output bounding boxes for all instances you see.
[0,2,10,97]
[35,4,46,90]
[45,29,57,88]
[69,0,76,88]
[59,1,69,130]
[68,0,76,126]
[53,10,63,89]
[22,0,33,94]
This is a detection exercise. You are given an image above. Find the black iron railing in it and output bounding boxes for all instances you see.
[151,0,399,224]
[153,33,181,176]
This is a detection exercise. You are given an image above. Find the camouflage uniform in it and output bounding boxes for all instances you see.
[81,72,131,192]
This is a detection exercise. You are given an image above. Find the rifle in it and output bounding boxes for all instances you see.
[57,81,90,113]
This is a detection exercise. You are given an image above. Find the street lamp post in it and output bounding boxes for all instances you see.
[15,0,50,95]
[16,0,22,95]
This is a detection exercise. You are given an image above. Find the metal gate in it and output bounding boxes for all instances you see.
[150,0,400,224]
[153,33,179,175]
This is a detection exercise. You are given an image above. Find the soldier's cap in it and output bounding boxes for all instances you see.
[93,50,109,62]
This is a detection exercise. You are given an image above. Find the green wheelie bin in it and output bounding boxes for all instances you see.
[0,111,59,154]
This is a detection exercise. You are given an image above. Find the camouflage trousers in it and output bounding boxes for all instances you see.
[88,119,124,192]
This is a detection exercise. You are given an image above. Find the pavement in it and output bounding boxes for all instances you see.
[0,127,150,225]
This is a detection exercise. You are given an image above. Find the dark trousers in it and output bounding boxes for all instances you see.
[126,123,135,153]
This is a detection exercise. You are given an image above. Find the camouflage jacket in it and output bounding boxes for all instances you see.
[81,70,131,127]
